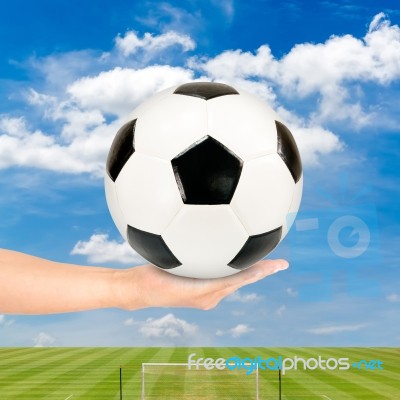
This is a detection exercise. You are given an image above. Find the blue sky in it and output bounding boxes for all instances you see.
[0,0,399,347]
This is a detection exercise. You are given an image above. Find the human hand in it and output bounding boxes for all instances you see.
[0,249,288,314]
[114,259,289,311]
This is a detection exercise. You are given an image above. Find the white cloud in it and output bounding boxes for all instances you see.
[67,65,193,117]
[231,310,245,316]
[139,313,198,338]
[33,332,56,347]
[115,30,195,57]
[134,3,203,34]
[124,317,135,326]
[0,315,14,327]
[296,125,344,166]
[286,288,298,297]
[276,305,287,316]
[211,0,235,22]
[386,293,400,303]
[369,12,390,34]
[71,233,146,264]
[0,116,104,174]
[307,323,369,335]
[2,14,399,175]
[226,291,263,303]
[216,323,254,338]
[194,13,400,127]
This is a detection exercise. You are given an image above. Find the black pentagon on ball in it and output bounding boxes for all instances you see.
[127,225,182,269]
[174,82,239,100]
[172,136,243,205]
[228,226,282,270]
[106,119,136,182]
[275,120,302,184]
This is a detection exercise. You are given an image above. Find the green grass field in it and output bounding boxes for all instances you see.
[0,348,398,399]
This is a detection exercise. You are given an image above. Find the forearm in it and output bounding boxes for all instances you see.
[0,248,288,314]
[0,249,130,314]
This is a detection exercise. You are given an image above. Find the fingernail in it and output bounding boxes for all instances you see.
[274,260,289,273]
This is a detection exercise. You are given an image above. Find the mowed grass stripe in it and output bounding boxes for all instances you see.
[229,347,278,399]
[275,347,359,400]
[42,347,137,399]
[324,348,399,396]
[0,347,77,370]
[2,348,121,398]
[0,347,99,385]
[296,348,393,400]
[0,347,54,361]
[0,347,95,386]
[42,347,131,400]
[365,348,400,357]
[257,348,319,399]
[258,348,340,400]
[338,347,400,387]
[221,347,259,399]
[309,347,398,394]
[78,347,162,399]
[141,347,178,399]
[280,347,364,400]
[0,348,97,400]
[249,347,282,398]
[0,347,397,399]
[342,348,400,375]
[280,347,400,399]
[204,348,227,400]
[119,348,174,400]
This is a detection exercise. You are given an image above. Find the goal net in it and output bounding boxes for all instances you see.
[141,362,260,400]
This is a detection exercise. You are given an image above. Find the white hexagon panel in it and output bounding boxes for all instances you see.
[162,205,248,278]
[115,152,183,234]
[125,85,179,123]
[231,153,295,236]
[207,90,279,161]
[134,93,207,160]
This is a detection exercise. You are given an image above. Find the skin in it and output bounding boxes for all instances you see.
[0,248,289,314]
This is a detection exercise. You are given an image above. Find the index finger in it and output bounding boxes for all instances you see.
[209,259,289,291]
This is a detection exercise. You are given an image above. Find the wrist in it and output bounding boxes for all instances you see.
[110,268,146,311]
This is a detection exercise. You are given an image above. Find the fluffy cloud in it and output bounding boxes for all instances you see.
[286,288,298,297]
[71,234,146,264]
[124,317,135,326]
[216,323,254,338]
[33,332,56,347]
[115,30,195,57]
[0,116,105,174]
[2,14,399,175]
[194,13,400,126]
[386,293,399,303]
[139,313,198,338]
[293,124,344,166]
[226,291,263,303]
[307,323,369,335]
[276,305,287,317]
[0,315,14,327]
[68,65,193,117]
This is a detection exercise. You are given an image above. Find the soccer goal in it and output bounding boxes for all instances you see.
[141,362,261,400]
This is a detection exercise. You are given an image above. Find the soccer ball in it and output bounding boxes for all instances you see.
[105,82,302,278]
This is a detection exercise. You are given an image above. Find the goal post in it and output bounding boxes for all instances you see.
[141,362,260,400]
